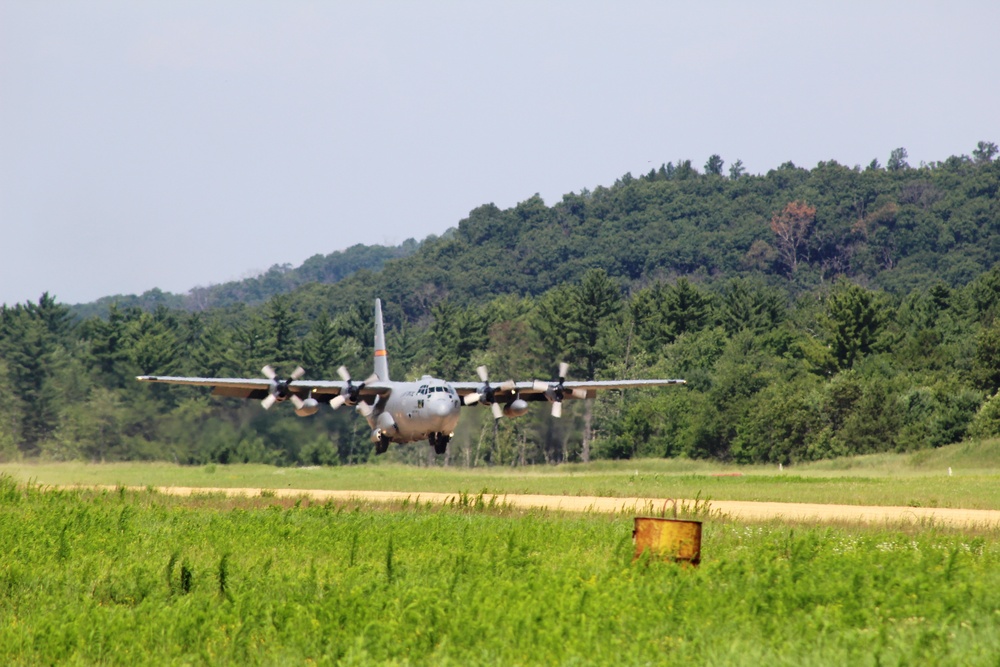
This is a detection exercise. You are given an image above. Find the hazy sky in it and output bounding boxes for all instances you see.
[2,1,997,306]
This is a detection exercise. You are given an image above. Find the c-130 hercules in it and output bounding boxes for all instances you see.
[138,299,686,455]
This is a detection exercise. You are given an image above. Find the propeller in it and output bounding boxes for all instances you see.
[330,365,379,415]
[532,362,587,417]
[260,365,305,409]
[464,365,516,420]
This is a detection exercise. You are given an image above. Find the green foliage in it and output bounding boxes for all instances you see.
[897,384,982,450]
[5,485,1000,664]
[630,279,712,354]
[823,280,886,369]
[5,148,1000,465]
[0,360,21,461]
[431,300,487,379]
[123,311,181,376]
[564,269,621,380]
[300,311,340,379]
[70,242,420,318]
[0,294,74,454]
[732,378,823,464]
[728,159,745,179]
[973,140,999,164]
[970,392,1000,439]
[973,319,1000,394]
[888,146,910,171]
[262,294,299,365]
[704,153,724,176]
[717,278,786,336]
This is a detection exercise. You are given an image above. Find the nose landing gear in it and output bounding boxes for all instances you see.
[428,432,451,455]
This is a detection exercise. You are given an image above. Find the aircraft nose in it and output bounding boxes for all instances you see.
[430,400,452,418]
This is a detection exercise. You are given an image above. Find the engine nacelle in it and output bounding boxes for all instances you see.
[294,397,319,417]
[376,411,398,435]
[503,398,529,418]
[369,428,392,444]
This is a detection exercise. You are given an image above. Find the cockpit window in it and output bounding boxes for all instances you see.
[422,384,456,395]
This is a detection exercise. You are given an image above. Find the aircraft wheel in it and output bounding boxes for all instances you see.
[375,435,391,455]
[432,433,449,455]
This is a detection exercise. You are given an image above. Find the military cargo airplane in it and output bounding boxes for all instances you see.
[137,299,685,454]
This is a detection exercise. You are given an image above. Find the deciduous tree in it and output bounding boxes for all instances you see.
[704,154,724,176]
[770,201,816,273]
[887,147,909,171]
[973,140,998,164]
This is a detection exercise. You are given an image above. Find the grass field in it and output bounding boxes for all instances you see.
[5,438,1000,509]
[3,477,1000,665]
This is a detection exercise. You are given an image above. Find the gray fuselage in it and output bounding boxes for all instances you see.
[365,377,462,444]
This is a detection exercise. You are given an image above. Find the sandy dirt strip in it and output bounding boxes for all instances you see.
[73,485,1000,528]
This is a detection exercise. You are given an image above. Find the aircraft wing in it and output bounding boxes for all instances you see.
[450,378,686,402]
[136,375,392,402]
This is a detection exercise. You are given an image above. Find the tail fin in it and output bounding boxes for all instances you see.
[374,299,390,381]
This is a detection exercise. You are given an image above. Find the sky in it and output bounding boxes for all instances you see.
[1,1,998,307]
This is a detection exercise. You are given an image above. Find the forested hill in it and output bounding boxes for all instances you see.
[4,144,1000,468]
[70,144,999,322]
[70,240,421,319]
[264,145,1000,321]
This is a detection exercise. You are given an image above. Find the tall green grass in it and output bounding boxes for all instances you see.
[2,475,1000,665]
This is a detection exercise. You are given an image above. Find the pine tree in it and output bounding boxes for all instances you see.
[824,280,885,369]
[301,311,340,378]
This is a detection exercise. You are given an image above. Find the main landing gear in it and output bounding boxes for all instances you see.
[375,433,391,455]
[428,432,450,455]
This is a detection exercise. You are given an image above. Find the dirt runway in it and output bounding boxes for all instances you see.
[82,485,1000,529]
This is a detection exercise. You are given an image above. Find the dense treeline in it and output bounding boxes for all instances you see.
[2,144,999,466]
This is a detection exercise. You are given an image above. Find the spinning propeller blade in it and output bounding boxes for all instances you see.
[535,361,583,418]
[330,367,378,412]
[473,365,515,419]
[260,365,306,410]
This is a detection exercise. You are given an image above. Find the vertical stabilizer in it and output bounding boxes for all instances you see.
[374,299,390,381]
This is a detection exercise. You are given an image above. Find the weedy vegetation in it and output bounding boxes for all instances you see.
[2,474,1000,665]
[7,440,1000,509]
